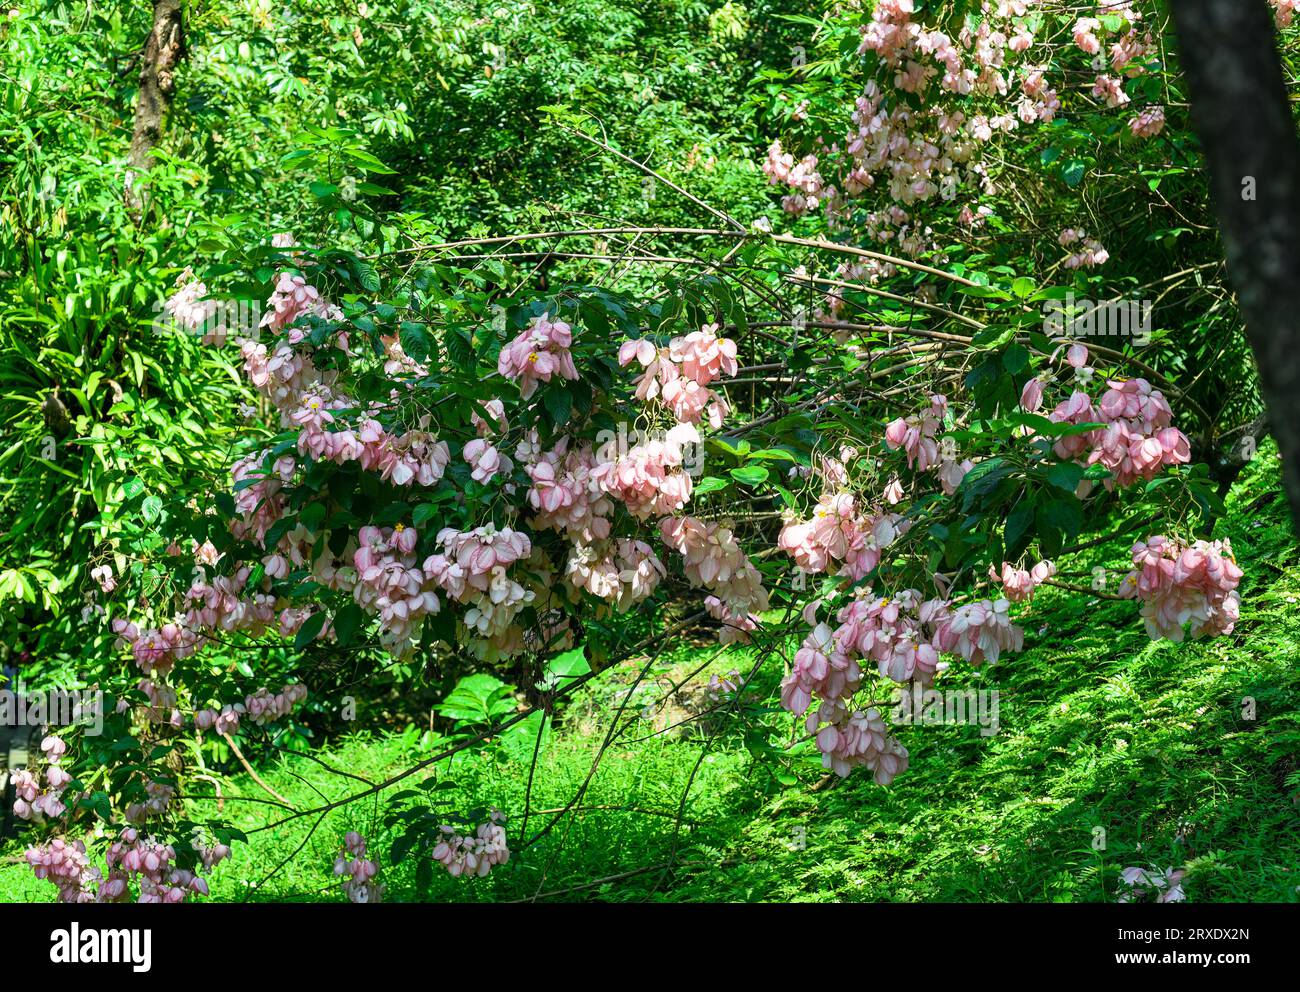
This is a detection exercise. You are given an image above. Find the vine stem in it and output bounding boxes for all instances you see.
[222,732,294,808]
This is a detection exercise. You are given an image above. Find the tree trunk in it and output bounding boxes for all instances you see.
[1169,0,1300,529]
[125,0,185,213]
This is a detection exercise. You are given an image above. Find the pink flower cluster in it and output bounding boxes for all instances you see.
[566,538,665,612]
[884,393,973,493]
[162,268,232,345]
[12,736,71,822]
[835,0,1058,229]
[778,584,1026,783]
[24,839,99,903]
[243,683,309,725]
[818,706,910,783]
[261,270,343,336]
[523,437,613,543]
[1091,73,1129,109]
[27,828,214,904]
[90,564,115,594]
[779,492,905,582]
[660,515,770,623]
[432,810,510,878]
[463,437,512,484]
[1040,360,1191,489]
[111,618,199,676]
[773,1,1158,261]
[1058,227,1110,269]
[125,780,174,824]
[103,828,211,903]
[232,246,454,499]
[763,139,827,215]
[989,559,1056,602]
[296,401,453,488]
[194,683,308,734]
[780,612,912,783]
[618,324,736,428]
[1129,104,1164,138]
[497,315,579,399]
[781,591,957,782]
[592,423,699,519]
[198,840,233,871]
[424,525,535,659]
[353,524,443,654]
[137,678,181,727]
[184,566,281,640]
[1119,865,1186,903]
[472,398,508,436]
[704,595,760,645]
[335,831,383,903]
[934,599,1024,666]
[1119,536,1243,641]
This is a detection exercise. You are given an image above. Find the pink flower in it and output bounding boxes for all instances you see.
[1072,17,1101,55]
[934,599,1023,666]
[1020,378,1044,413]
[1119,865,1187,903]
[704,595,760,645]
[431,810,510,880]
[497,315,579,399]
[1119,536,1242,641]
[1092,74,1130,109]
[669,324,739,385]
[90,565,116,594]
[1129,105,1165,138]
[471,398,508,436]
[989,560,1055,602]
[463,438,512,484]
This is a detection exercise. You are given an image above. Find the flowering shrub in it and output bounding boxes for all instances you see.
[9,0,1262,901]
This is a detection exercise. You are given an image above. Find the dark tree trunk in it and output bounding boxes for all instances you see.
[1169,0,1300,529]
[125,0,185,212]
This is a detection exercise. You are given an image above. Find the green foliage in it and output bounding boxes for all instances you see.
[0,9,250,641]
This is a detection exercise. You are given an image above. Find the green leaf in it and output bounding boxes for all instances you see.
[729,465,769,486]
[412,502,441,526]
[694,476,731,496]
[445,328,474,370]
[333,603,365,646]
[1042,461,1085,493]
[748,447,800,463]
[298,501,327,532]
[399,322,431,364]
[542,387,572,427]
[536,647,591,692]
[294,611,327,649]
[1005,500,1035,550]
[435,673,514,725]
[1002,344,1030,375]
